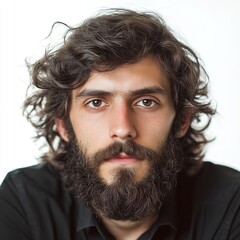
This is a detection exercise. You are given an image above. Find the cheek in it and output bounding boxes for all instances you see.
[70,112,110,153]
[138,114,175,150]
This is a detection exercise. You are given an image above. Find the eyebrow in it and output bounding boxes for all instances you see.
[75,86,168,99]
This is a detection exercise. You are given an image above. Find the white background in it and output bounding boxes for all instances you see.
[0,0,240,183]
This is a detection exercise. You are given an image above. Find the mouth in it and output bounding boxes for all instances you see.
[105,152,141,165]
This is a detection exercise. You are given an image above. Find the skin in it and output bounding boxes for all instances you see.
[56,57,190,239]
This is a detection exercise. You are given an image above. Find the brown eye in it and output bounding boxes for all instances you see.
[86,99,107,109]
[142,99,153,106]
[136,99,158,107]
[92,100,103,107]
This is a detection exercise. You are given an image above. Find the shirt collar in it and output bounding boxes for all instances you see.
[155,188,178,230]
[76,201,98,231]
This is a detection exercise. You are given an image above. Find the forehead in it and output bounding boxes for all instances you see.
[73,57,171,96]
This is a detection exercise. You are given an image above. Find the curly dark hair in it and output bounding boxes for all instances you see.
[24,9,215,174]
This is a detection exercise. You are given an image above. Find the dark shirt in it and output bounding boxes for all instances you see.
[0,162,240,240]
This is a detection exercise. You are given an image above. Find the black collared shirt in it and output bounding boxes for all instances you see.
[0,162,240,240]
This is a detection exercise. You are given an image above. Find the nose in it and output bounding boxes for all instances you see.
[109,102,137,141]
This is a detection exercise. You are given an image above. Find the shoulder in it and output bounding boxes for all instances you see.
[179,161,240,203]
[179,162,240,209]
[191,162,240,202]
[201,161,240,179]
[197,162,240,193]
[5,161,59,178]
[0,163,74,240]
[178,162,240,238]
[0,163,60,239]
[1,162,63,199]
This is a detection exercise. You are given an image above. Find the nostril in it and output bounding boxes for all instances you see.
[110,125,137,140]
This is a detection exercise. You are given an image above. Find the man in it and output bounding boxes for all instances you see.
[0,9,239,240]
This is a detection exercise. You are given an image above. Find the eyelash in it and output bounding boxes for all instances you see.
[85,99,108,109]
[135,99,159,108]
[84,98,160,110]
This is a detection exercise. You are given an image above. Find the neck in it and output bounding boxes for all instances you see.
[102,215,158,240]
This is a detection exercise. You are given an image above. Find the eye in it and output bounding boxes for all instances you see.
[86,99,108,109]
[136,99,159,108]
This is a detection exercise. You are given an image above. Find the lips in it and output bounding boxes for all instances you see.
[105,152,140,165]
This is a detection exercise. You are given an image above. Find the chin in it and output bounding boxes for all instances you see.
[99,161,150,184]
[101,166,149,187]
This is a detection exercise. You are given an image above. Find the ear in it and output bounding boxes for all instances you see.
[55,118,69,142]
[176,112,192,138]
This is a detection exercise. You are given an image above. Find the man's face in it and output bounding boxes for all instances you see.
[68,57,176,184]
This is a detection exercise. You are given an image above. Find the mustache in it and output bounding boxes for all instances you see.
[88,140,162,166]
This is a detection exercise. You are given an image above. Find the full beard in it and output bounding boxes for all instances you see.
[62,126,183,221]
